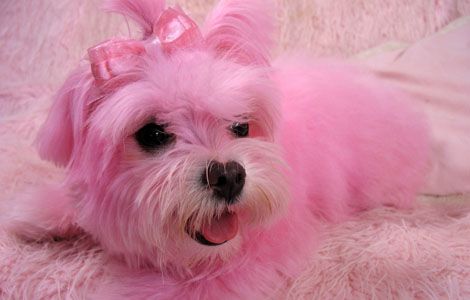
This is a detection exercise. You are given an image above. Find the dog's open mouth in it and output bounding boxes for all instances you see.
[187,211,239,246]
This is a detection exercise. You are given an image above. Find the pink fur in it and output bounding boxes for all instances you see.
[105,0,166,38]
[1,0,429,299]
[203,0,274,65]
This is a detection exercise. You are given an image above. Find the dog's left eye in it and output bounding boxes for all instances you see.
[230,122,249,138]
[135,123,174,151]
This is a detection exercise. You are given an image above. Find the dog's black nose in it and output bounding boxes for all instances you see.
[202,160,246,204]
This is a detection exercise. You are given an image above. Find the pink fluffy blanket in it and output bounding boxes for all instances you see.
[1,0,470,298]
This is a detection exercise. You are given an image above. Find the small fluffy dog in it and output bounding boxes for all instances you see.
[3,0,429,298]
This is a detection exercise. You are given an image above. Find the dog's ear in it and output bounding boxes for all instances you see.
[203,0,275,66]
[36,67,94,167]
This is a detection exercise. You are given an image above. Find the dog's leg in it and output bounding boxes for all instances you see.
[0,185,78,240]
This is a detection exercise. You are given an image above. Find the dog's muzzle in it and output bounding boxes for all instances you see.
[185,160,245,246]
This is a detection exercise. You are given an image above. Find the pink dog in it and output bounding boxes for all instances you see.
[3,0,429,298]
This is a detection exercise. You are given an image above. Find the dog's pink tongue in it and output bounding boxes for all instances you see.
[202,212,238,244]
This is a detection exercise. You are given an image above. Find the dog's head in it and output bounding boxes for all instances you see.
[37,0,288,275]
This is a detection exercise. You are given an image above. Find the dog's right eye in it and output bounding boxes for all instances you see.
[134,123,174,151]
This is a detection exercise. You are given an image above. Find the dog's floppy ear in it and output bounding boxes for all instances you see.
[203,0,275,66]
[36,67,94,167]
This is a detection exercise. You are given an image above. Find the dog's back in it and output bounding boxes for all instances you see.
[274,59,429,222]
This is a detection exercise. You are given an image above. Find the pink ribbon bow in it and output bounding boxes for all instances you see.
[88,7,203,86]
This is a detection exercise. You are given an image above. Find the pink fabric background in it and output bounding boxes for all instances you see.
[1,0,470,298]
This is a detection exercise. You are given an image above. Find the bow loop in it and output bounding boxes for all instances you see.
[153,8,204,53]
[88,39,146,86]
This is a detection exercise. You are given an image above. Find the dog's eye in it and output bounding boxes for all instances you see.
[230,122,249,138]
[135,123,174,151]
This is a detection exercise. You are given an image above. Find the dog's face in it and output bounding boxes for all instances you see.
[37,0,288,275]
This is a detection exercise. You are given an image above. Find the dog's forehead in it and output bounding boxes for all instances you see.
[91,51,269,142]
[142,51,263,115]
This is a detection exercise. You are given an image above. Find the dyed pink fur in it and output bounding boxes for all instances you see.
[1,0,429,298]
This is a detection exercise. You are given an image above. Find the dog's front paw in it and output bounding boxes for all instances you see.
[0,185,78,241]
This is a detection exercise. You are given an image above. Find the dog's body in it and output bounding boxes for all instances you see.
[1,0,429,298]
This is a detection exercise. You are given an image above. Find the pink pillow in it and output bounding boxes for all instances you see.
[362,17,470,195]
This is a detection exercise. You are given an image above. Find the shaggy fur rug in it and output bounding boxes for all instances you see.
[1,0,470,299]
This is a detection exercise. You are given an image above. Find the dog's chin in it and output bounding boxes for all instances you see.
[186,210,239,247]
